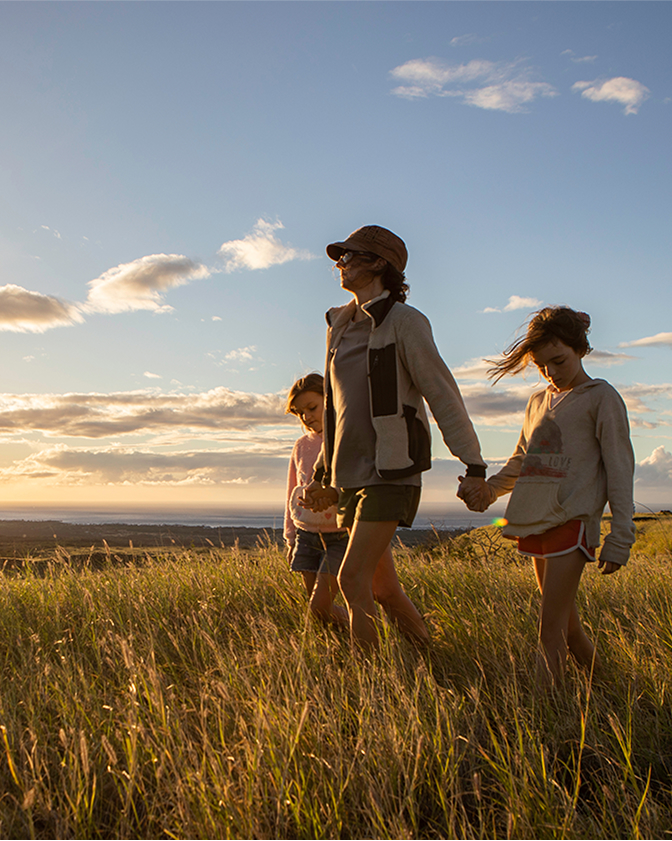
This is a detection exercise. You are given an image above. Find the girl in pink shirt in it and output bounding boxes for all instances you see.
[285,374,348,626]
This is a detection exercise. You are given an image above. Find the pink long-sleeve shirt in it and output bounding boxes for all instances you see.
[283,431,345,547]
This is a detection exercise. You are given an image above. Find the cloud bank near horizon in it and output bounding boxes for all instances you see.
[0,388,288,440]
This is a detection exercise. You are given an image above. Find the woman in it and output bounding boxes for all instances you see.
[301,225,488,649]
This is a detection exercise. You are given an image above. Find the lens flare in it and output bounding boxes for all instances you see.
[492,517,508,528]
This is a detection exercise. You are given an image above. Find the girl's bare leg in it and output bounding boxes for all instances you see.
[337,520,400,650]
[309,572,348,627]
[372,544,429,643]
[300,571,317,599]
[533,550,589,687]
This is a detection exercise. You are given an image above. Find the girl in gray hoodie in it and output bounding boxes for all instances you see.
[460,306,635,688]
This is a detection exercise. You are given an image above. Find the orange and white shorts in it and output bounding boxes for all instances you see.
[516,519,596,561]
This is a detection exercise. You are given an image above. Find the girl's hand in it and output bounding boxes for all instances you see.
[299,481,339,512]
[457,476,492,512]
[598,558,621,575]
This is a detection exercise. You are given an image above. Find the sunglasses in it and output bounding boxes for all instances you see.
[339,251,377,265]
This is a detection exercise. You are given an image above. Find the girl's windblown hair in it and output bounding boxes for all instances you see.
[487,306,592,383]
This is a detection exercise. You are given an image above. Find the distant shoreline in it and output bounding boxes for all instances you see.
[0,518,472,553]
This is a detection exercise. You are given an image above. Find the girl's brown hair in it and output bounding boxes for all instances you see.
[285,373,324,416]
[487,306,592,383]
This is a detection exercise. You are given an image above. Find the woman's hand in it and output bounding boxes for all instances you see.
[457,476,493,512]
[299,481,339,512]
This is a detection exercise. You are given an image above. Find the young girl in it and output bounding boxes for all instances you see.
[460,306,635,687]
[284,373,348,627]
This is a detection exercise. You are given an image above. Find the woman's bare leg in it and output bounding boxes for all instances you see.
[309,572,348,627]
[337,521,399,650]
[372,544,429,643]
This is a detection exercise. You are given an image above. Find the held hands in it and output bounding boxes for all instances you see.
[457,476,494,512]
[299,480,339,512]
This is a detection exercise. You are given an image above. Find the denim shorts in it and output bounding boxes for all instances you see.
[337,484,421,529]
[290,528,349,576]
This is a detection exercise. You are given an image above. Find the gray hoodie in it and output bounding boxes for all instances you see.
[487,379,635,565]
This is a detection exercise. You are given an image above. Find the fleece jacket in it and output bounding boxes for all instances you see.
[314,290,486,487]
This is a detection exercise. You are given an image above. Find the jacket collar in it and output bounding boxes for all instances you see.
[326,289,397,330]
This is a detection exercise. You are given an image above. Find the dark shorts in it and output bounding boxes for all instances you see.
[337,484,421,530]
[290,528,348,576]
[516,519,596,561]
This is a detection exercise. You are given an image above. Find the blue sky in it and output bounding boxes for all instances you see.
[0,1,670,510]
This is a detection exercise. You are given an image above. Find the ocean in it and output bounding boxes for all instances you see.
[0,502,507,531]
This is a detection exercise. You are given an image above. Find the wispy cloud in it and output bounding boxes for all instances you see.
[572,77,650,115]
[218,219,316,272]
[390,57,557,113]
[561,49,597,64]
[143,372,162,380]
[460,383,534,427]
[450,34,487,48]
[0,284,84,333]
[452,358,492,381]
[39,225,62,239]
[207,346,264,372]
[620,332,672,349]
[482,295,543,313]
[587,350,636,366]
[618,383,672,416]
[0,388,288,440]
[85,254,211,314]
[224,346,257,364]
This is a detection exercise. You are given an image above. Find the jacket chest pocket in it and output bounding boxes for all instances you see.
[369,344,398,417]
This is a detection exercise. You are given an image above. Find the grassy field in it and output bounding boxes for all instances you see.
[0,517,671,839]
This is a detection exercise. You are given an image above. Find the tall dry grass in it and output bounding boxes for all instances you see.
[0,518,670,838]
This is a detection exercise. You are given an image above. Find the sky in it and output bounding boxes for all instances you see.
[0,0,671,513]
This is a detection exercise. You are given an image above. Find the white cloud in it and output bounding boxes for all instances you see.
[635,446,672,490]
[143,372,162,379]
[572,77,650,115]
[85,254,211,314]
[218,219,316,272]
[482,295,543,313]
[390,58,557,113]
[0,284,84,333]
[620,332,672,349]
